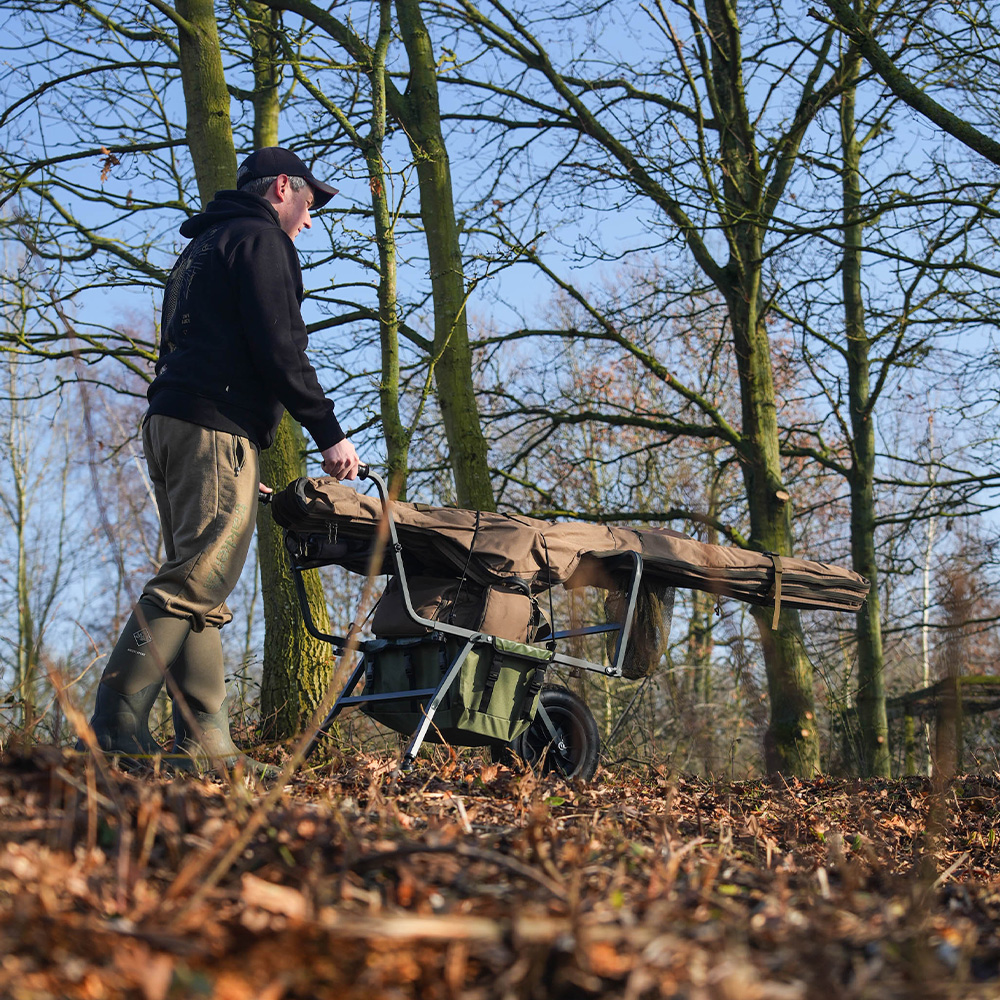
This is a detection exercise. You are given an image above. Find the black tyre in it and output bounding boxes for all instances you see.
[497,685,600,780]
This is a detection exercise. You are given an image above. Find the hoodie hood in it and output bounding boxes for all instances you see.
[179,189,281,239]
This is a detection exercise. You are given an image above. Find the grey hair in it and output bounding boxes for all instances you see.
[239,174,309,198]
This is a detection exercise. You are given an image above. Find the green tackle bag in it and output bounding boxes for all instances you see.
[360,634,552,746]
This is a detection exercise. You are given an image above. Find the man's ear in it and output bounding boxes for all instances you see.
[272,173,291,202]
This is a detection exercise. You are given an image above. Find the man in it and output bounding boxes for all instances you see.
[84,147,358,775]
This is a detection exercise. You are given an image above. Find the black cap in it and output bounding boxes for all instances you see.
[236,147,339,208]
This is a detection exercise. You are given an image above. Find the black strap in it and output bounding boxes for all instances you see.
[478,649,504,714]
[540,536,557,649]
[450,510,481,623]
[523,667,547,721]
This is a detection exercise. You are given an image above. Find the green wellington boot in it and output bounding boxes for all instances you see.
[84,680,166,762]
[170,697,281,782]
[79,600,190,764]
[166,624,280,782]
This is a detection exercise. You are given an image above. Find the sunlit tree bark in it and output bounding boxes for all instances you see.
[839,48,889,776]
[394,0,492,508]
[230,0,337,737]
[170,0,236,204]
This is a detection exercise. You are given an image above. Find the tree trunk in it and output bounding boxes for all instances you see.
[15,452,37,730]
[841,57,890,776]
[175,0,236,206]
[395,0,494,510]
[266,0,495,508]
[706,0,820,774]
[369,1,410,499]
[247,0,281,139]
[257,417,335,736]
[730,296,819,774]
[244,1,337,737]
[732,297,820,776]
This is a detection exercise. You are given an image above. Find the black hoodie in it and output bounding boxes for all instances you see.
[147,189,344,451]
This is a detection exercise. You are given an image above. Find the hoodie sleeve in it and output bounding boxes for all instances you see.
[230,227,345,450]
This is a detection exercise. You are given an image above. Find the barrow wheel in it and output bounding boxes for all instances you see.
[495,685,600,780]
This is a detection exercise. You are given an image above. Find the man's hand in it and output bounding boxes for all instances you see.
[321,438,360,481]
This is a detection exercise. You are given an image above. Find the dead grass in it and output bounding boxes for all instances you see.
[1,744,999,999]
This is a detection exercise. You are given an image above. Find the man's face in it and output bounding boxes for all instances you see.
[275,177,315,241]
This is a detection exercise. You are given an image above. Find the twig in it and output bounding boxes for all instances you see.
[931,851,970,890]
[347,841,568,900]
[53,766,115,811]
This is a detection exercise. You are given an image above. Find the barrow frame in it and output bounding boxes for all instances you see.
[280,466,647,772]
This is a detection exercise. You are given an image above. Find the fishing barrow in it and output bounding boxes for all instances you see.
[269,466,869,780]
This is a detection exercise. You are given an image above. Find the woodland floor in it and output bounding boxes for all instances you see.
[1,742,999,1000]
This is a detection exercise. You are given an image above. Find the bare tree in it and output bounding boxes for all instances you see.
[419,0,870,773]
[0,269,79,732]
[820,0,1000,165]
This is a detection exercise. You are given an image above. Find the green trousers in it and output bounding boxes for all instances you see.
[95,415,259,716]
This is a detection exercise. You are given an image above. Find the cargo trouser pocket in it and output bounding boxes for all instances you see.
[233,436,246,477]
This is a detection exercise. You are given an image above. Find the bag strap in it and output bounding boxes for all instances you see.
[541,535,557,650]
[522,667,547,721]
[478,648,504,715]
[766,552,784,630]
[450,510,481,623]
